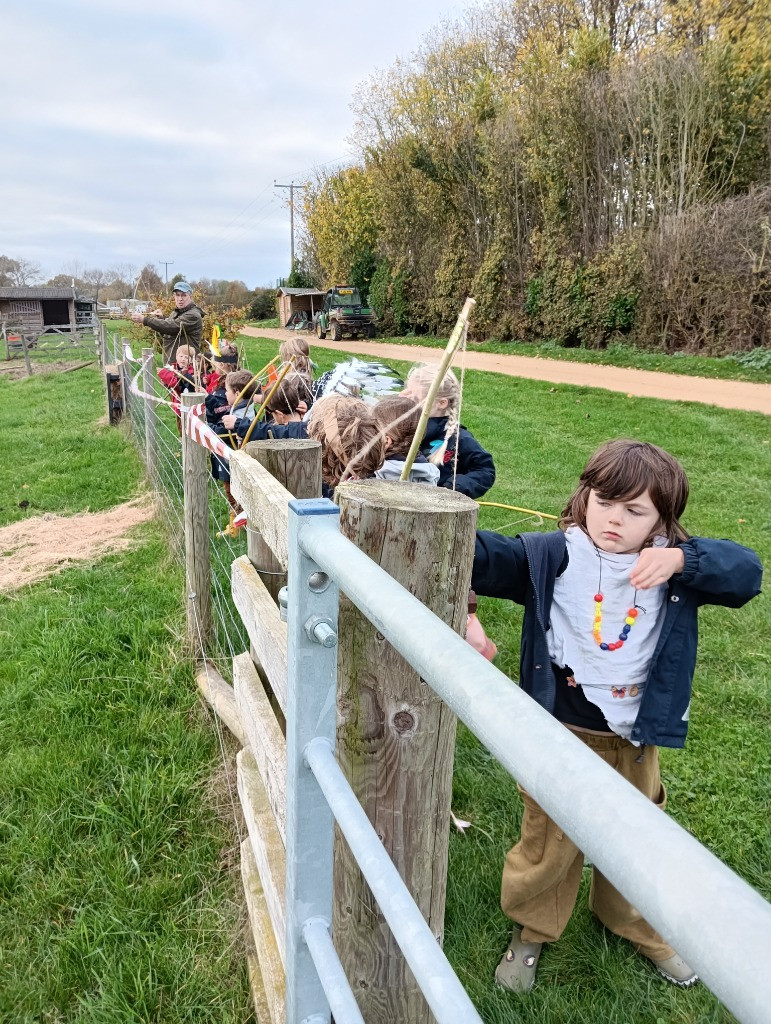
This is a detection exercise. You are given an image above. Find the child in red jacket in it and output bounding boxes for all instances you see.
[202,342,239,394]
[158,344,197,433]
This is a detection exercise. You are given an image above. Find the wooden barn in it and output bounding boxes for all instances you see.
[276,286,326,327]
[0,286,86,334]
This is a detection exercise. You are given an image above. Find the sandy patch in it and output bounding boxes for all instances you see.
[0,359,96,380]
[0,497,155,592]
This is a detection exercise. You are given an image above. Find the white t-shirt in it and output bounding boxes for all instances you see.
[547,527,667,741]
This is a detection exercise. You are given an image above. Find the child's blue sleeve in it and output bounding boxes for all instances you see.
[675,537,762,607]
[471,531,529,604]
[233,416,256,439]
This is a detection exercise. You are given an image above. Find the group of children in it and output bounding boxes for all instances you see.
[156,334,762,998]
[158,336,497,534]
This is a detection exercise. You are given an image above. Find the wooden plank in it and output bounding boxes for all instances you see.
[247,952,272,1023]
[237,748,286,966]
[243,439,321,604]
[241,839,286,1024]
[141,348,158,485]
[228,450,293,569]
[231,557,288,712]
[234,652,287,842]
[61,360,96,373]
[195,661,246,747]
[333,480,478,1023]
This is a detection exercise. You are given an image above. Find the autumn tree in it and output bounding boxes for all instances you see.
[0,255,42,286]
[302,0,771,351]
[302,166,379,289]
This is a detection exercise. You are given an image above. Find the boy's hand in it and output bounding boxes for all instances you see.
[222,414,237,429]
[630,547,685,589]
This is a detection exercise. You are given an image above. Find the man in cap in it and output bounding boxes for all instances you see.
[132,282,203,363]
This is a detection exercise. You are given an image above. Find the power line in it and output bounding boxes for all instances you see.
[183,197,280,264]
[159,260,174,292]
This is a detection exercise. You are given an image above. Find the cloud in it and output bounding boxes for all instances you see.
[1,0,466,285]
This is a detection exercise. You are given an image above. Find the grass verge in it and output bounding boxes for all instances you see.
[0,367,251,1022]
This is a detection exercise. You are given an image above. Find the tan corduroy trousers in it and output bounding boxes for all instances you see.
[501,729,673,961]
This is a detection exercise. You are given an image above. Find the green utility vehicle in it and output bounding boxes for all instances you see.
[315,285,376,341]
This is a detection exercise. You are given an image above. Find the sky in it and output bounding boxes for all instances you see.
[1,0,466,289]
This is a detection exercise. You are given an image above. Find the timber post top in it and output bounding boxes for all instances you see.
[243,438,320,454]
[336,479,478,513]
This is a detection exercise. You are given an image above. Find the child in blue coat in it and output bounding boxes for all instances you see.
[401,364,495,498]
[471,439,762,993]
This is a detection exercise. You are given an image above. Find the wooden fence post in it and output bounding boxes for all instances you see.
[181,391,212,647]
[97,319,107,368]
[119,338,130,414]
[242,439,322,603]
[141,347,158,486]
[20,333,33,376]
[332,480,477,1024]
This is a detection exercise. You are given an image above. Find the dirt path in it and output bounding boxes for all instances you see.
[241,327,771,415]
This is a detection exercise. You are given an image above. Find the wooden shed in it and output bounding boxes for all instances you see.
[276,286,326,327]
[0,287,78,334]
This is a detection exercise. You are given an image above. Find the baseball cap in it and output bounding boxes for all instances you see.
[172,282,193,294]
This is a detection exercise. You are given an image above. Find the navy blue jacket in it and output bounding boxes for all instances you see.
[234,418,309,442]
[421,417,495,498]
[471,529,762,748]
[205,388,229,427]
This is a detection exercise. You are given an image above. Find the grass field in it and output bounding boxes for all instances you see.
[0,369,251,1023]
[1,350,768,1023]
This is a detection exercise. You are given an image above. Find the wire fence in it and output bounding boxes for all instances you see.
[112,327,250,679]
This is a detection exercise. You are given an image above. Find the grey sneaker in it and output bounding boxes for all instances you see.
[652,953,699,988]
[494,927,542,993]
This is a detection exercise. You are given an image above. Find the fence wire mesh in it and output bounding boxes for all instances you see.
[119,339,249,678]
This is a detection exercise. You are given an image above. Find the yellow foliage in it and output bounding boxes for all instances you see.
[303,167,379,286]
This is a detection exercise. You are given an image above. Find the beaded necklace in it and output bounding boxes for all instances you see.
[592,546,646,652]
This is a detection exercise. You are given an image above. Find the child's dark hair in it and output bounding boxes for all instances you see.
[561,439,690,544]
[373,395,421,457]
[263,375,306,418]
[225,370,261,402]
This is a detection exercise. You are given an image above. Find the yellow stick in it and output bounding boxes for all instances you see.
[239,361,293,447]
[399,297,476,482]
[229,357,279,413]
[477,500,558,521]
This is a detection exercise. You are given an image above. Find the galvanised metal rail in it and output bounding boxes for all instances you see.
[285,498,771,1024]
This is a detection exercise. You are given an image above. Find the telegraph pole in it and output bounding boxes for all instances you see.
[274,181,307,272]
[159,260,174,293]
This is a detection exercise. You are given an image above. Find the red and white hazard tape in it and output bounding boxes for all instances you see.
[184,403,232,462]
[128,366,231,461]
